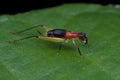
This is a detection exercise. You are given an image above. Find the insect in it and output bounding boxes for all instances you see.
[8,25,88,55]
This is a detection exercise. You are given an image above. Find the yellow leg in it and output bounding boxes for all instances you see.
[37,36,65,43]
[8,35,65,43]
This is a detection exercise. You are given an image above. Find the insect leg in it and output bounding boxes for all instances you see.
[37,30,43,35]
[41,25,53,31]
[58,40,66,52]
[10,25,44,34]
[8,34,65,43]
[8,35,38,43]
[72,39,82,56]
[10,24,53,34]
[37,36,65,43]
[59,43,63,52]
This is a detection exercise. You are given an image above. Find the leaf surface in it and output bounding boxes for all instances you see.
[0,4,120,80]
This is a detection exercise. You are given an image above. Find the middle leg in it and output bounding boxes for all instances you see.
[72,39,82,56]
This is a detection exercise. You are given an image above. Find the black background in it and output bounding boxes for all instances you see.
[0,0,120,14]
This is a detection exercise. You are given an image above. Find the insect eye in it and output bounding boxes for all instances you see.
[79,32,86,36]
[78,32,88,44]
[79,32,86,39]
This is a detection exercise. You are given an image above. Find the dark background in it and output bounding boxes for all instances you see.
[0,0,120,15]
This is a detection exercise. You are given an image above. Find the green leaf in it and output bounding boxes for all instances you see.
[0,4,120,80]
